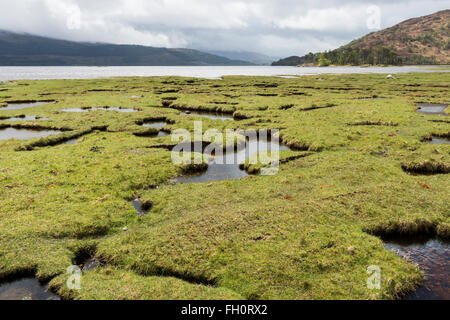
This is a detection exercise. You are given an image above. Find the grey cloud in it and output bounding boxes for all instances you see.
[0,0,448,57]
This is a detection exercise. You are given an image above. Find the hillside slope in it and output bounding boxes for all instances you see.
[348,9,449,64]
[0,31,252,66]
[273,10,449,66]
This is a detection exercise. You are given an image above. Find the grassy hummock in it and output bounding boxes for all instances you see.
[0,72,449,300]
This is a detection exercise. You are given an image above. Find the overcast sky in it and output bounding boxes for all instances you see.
[0,0,448,57]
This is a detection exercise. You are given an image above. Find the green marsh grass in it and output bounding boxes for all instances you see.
[0,72,448,300]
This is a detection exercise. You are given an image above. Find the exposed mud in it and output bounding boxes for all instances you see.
[73,245,101,272]
[279,104,295,110]
[3,115,50,121]
[132,198,152,216]
[62,107,138,113]
[256,93,278,97]
[299,104,336,112]
[402,160,449,175]
[82,258,101,271]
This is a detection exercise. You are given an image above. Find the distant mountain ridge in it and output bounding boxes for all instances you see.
[273,10,449,66]
[203,50,279,65]
[0,30,253,66]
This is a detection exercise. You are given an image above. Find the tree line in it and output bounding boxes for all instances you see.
[307,46,403,66]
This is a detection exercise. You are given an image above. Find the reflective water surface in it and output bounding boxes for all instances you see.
[176,138,290,184]
[141,121,169,137]
[0,66,444,81]
[143,122,167,129]
[384,236,449,300]
[0,128,61,140]
[131,198,152,216]
[1,102,51,111]
[4,115,50,121]
[0,278,60,300]
[428,137,450,144]
[180,110,234,121]
[417,104,448,116]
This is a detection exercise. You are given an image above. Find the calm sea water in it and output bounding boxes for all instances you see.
[0,66,444,81]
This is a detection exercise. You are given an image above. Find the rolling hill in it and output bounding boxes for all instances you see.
[0,30,252,66]
[273,10,449,66]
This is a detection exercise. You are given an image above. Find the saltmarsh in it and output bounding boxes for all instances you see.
[0,72,448,300]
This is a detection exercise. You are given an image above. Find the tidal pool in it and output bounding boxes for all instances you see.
[156,131,169,138]
[0,278,60,300]
[143,122,167,129]
[92,107,137,112]
[417,104,448,116]
[427,137,450,144]
[174,109,290,183]
[61,108,89,113]
[82,258,100,271]
[131,198,151,216]
[0,127,61,140]
[64,138,78,145]
[141,121,169,137]
[176,138,290,184]
[1,101,51,111]
[180,110,234,121]
[384,236,449,300]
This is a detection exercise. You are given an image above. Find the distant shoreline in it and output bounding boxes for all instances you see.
[0,65,447,82]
